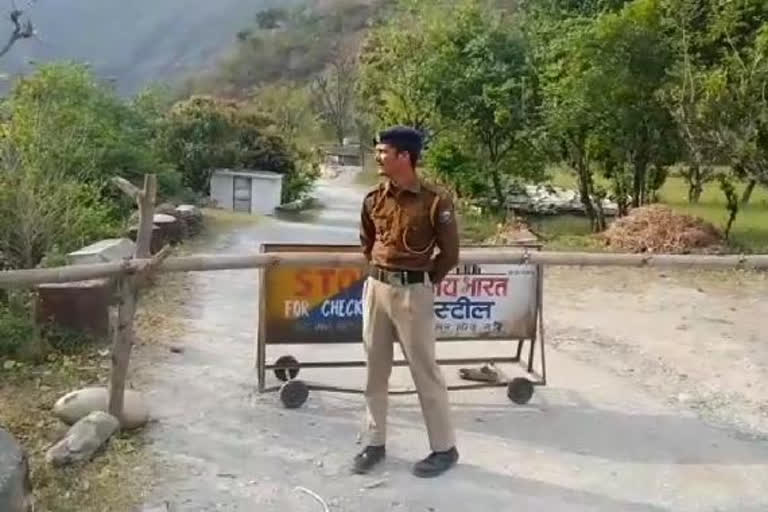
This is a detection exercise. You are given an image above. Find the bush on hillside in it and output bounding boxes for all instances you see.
[0,167,120,270]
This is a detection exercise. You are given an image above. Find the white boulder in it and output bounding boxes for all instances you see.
[53,387,149,430]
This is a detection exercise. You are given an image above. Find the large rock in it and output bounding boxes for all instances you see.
[175,204,203,237]
[53,387,149,430]
[155,202,178,216]
[0,428,33,512]
[506,184,619,216]
[45,411,119,467]
[68,238,136,265]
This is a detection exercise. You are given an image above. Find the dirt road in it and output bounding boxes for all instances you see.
[135,172,768,511]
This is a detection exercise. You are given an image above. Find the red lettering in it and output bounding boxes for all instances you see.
[317,269,335,295]
[294,268,364,297]
[338,269,360,290]
[295,270,313,297]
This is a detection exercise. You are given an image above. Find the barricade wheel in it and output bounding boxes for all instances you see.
[274,355,300,382]
[280,380,309,409]
[507,378,534,405]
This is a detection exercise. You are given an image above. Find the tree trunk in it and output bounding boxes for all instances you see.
[632,158,648,207]
[575,160,599,231]
[741,179,756,205]
[594,196,607,232]
[688,165,703,203]
[490,166,505,217]
[607,163,629,217]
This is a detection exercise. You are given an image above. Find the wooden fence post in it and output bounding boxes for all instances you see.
[107,174,161,424]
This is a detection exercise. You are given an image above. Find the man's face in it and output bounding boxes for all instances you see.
[375,143,408,177]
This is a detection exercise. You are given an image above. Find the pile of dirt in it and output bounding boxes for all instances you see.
[483,219,540,246]
[600,204,724,254]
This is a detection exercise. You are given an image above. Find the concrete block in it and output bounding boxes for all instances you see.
[36,279,112,339]
[68,238,136,265]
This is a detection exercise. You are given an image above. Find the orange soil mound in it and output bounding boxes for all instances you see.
[600,204,724,254]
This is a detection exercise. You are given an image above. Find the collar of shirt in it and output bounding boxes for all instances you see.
[385,178,422,196]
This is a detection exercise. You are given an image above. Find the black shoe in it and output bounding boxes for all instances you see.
[412,447,459,478]
[352,445,386,474]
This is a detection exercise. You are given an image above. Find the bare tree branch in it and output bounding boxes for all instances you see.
[111,177,142,201]
[0,1,35,59]
[311,49,357,145]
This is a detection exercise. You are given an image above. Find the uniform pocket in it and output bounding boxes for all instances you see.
[401,211,434,254]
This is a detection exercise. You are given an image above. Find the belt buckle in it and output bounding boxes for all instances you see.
[380,269,401,286]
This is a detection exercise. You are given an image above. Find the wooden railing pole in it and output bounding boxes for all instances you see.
[107,174,157,425]
[1,250,767,290]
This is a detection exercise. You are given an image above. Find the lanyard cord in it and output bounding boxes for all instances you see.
[401,194,440,255]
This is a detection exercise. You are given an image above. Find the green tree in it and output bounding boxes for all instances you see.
[0,146,119,270]
[357,4,440,135]
[660,0,768,214]
[428,1,544,212]
[530,0,679,230]
[530,12,608,229]
[250,81,318,143]
[157,95,316,203]
[360,0,544,213]
[5,63,160,186]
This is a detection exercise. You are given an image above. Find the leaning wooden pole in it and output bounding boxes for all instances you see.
[107,175,156,424]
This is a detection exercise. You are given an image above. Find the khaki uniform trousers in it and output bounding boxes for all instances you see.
[361,275,456,452]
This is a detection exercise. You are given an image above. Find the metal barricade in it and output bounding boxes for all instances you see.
[255,242,547,408]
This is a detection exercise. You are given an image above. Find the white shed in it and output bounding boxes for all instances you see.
[209,169,283,215]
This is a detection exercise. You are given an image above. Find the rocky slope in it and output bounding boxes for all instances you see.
[0,0,294,95]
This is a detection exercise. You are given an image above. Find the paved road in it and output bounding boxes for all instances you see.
[137,171,768,511]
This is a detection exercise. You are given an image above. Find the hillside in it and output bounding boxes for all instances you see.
[184,0,393,96]
[0,0,300,96]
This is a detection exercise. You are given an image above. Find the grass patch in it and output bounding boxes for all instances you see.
[658,176,768,253]
[459,209,500,244]
[0,350,153,512]
[200,207,261,230]
[459,208,606,251]
[0,215,207,511]
[527,214,606,251]
[536,167,768,252]
[0,269,193,511]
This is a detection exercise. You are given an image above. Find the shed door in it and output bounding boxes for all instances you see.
[233,176,252,212]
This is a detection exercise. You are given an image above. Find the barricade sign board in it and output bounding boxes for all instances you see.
[260,243,539,344]
[433,263,537,339]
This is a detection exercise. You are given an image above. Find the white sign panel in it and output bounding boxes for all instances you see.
[433,263,538,339]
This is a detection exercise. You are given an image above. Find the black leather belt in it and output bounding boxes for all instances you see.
[369,266,426,286]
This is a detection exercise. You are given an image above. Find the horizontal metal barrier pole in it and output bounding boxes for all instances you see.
[265,356,522,370]
[2,249,767,288]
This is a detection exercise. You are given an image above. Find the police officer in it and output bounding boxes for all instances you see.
[353,126,460,478]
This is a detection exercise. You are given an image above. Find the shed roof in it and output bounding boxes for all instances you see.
[211,169,283,180]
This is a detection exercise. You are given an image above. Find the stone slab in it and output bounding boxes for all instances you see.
[68,238,136,265]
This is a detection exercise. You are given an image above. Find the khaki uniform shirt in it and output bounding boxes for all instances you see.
[359,179,459,283]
